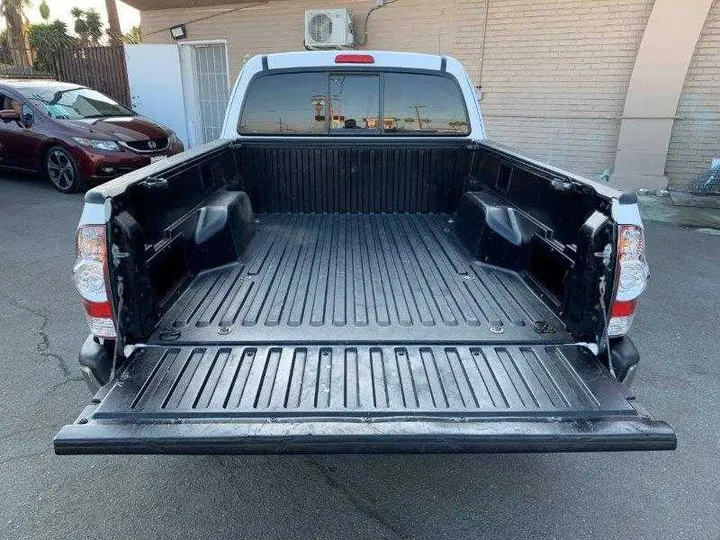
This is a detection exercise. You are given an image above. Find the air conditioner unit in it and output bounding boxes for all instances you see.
[304,9,354,49]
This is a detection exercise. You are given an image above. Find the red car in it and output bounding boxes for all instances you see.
[0,79,184,193]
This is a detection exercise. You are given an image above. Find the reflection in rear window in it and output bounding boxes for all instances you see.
[239,73,327,134]
[328,75,379,132]
[238,71,469,136]
[383,73,469,134]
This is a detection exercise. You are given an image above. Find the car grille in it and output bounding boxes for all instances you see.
[121,138,169,153]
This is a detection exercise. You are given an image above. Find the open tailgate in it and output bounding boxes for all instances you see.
[55,344,676,454]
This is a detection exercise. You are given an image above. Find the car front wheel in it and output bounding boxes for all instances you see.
[46,146,84,193]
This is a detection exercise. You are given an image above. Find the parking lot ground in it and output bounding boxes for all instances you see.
[1,173,719,540]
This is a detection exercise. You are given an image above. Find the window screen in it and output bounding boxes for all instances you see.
[239,71,469,136]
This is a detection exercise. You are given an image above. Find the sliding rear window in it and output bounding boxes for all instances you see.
[238,71,470,136]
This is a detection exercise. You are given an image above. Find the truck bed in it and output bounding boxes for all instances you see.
[152,213,569,345]
[58,212,676,456]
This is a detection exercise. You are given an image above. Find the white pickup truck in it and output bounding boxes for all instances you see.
[55,51,675,454]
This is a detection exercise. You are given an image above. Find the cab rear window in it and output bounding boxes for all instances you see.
[238,71,470,136]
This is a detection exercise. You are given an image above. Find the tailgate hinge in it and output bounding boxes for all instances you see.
[111,244,130,269]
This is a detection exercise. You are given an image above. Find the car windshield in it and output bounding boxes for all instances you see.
[20,86,132,120]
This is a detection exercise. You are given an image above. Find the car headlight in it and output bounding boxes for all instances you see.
[168,132,181,146]
[72,137,120,151]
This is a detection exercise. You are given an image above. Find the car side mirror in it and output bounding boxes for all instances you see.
[0,109,21,123]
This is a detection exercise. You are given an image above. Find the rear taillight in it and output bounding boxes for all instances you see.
[73,225,116,338]
[608,225,649,337]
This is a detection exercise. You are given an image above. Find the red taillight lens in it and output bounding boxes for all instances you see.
[74,225,116,338]
[608,225,648,337]
[83,299,113,318]
[610,299,637,318]
[335,54,375,64]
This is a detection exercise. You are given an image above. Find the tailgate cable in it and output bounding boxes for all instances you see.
[598,275,616,379]
[110,277,124,380]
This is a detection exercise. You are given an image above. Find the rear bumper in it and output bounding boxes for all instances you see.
[54,417,677,454]
[78,334,112,392]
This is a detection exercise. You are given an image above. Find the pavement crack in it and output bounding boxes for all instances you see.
[0,423,63,441]
[306,457,407,540]
[0,288,73,376]
[49,376,84,390]
[0,450,46,466]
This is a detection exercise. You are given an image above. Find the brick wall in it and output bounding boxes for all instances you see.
[479,0,653,178]
[140,0,464,79]
[666,0,720,191]
[140,0,652,179]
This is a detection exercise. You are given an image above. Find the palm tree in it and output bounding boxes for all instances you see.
[105,0,122,46]
[122,25,141,45]
[70,7,87,44]
[39,0,49,20]
[1,0,32,67]
[71,7,104,46]
[84,9,103,45]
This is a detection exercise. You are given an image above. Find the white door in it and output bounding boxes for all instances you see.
[180,42,230,148]
[125,44,189,146]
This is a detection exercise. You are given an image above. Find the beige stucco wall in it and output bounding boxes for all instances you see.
[666,0,720,191]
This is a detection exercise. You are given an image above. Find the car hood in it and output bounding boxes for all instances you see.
[64,116,170,141]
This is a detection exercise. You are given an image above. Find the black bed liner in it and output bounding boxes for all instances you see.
[55,214,676,454]
[152,213,569,344]
[54,343,676,453]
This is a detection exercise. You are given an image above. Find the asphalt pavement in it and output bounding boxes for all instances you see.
[1,172,718,540]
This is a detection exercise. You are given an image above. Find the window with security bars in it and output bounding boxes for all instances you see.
[191,44,229,144]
